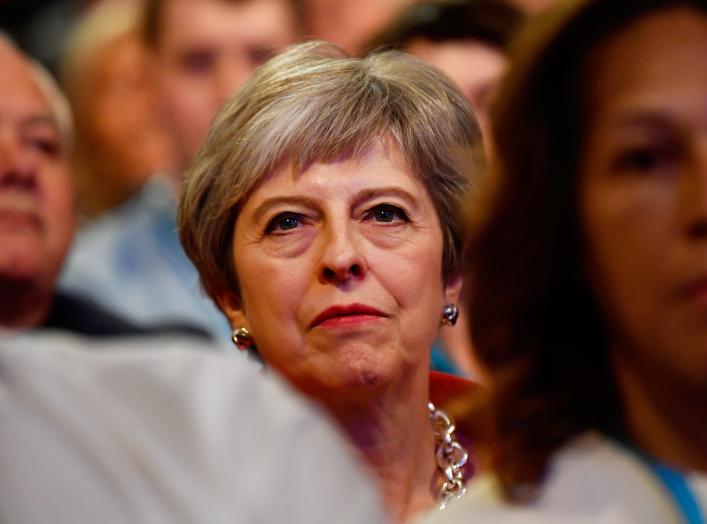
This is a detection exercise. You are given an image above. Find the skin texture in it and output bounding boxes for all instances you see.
[223,139,461,521]
[580,8,707,471]
[151,0,298,171]
[0,41,74,328]
[226,139,459,396]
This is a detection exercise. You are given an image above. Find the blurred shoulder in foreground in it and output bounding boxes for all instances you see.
[0,331,386,524]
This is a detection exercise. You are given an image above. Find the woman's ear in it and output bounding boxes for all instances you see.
[444,271,464,305]
[216,291,248,330]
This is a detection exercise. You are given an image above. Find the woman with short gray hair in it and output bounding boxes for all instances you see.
[179,41,483,522]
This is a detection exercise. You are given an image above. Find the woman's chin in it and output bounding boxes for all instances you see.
[273,344,424,405]
[297,361,403,404]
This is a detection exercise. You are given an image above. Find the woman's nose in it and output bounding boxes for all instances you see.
[318,223,367,285]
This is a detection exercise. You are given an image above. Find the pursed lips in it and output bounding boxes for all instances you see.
[309,303,388,329]
[679,273,707,307]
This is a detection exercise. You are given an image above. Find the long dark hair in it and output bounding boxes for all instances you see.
[466,0,707,500]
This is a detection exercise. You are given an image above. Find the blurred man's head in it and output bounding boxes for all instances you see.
[302,0,415,54]
[63,0,176,217]
[143,0,301,171]
[0,37,75,328]
[368,0,523,139]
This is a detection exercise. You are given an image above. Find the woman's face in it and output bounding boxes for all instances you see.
[224,139,460,397]
[580,8,707,390]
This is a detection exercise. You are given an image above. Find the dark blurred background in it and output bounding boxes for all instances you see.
[0,0,95,74]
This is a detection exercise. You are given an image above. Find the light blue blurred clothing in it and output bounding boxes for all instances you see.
[59,175,231,340]
[430,340,464,376]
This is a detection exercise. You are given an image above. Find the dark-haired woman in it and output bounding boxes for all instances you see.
[424,0,707,522]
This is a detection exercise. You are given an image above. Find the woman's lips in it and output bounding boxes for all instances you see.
[680,274,707,307]
[310,304,388,328]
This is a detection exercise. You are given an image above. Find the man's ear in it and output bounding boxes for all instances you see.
[216,291,247,330]
[444,271,464,305]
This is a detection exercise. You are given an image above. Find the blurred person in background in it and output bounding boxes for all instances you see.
[144,0,302,172]
[0,33,75,331]
[62,0,177,219]
[0,32,205,337]
[59,0,301,339]
[423,0,707,522]
[368,0,523,379]
[302,0,416,54]
[368,0,523,140]
[179,41,484,522]
[507,0,559,13]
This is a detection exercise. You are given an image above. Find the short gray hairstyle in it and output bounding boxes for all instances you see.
[179,41,483,306]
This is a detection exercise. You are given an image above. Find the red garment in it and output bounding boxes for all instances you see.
[429,370,479,406]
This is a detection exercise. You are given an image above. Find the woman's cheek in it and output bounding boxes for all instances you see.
[259,226,317,258]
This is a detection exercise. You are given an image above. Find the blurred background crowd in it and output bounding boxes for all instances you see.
[2,0,555,74]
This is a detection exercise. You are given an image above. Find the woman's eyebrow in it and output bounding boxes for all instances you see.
[609,109,679,132]
[252,195,319,222]
[352,187,420,210]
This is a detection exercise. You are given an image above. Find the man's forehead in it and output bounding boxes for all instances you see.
[0,40,33,79]
[0,41,54,122]
[158,0,296,42]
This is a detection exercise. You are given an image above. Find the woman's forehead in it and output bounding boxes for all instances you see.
[253,140,423,197]
[585,8,707,107]
[255,134,417,186]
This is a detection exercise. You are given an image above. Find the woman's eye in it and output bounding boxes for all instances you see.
[364,204,409,223]
[265,212,305,234]
[614,143,679,175]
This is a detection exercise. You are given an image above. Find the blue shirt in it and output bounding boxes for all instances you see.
[59,176,230,339]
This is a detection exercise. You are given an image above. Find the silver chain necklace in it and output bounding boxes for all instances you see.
[428,401,469,509]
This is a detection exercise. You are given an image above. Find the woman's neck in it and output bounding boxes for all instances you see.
[325,375,439,523]
[614,351,707,473]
